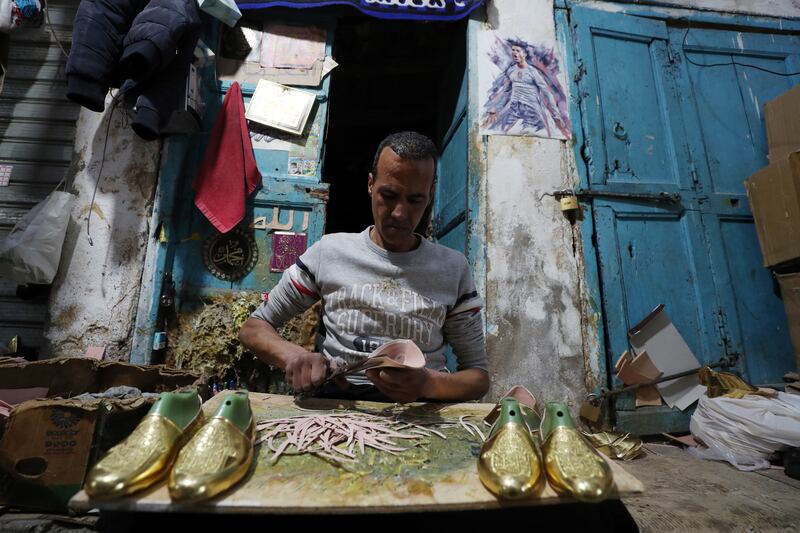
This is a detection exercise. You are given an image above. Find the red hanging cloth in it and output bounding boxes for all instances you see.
[193,81,261,234]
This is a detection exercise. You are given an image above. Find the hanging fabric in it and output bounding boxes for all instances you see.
[193,82,262,234]
[234,0,484,21]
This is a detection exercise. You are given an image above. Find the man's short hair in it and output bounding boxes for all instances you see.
[371,131,437,179]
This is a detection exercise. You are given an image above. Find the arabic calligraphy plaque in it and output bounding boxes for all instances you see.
[203,227,258,281]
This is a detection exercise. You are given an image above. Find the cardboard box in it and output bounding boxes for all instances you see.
[765,84,800,163]
[0,358,200,511]
[745,152,800,267]
[777,273,800,370]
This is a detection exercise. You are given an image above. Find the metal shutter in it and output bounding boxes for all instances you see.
[0,0,79,354]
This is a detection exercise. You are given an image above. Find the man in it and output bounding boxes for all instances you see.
[239,132,489,403]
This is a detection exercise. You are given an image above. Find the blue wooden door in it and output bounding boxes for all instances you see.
[670,25,800,387]
[131,16,333,363]
[434,54,469,257]
[433,54,469,371]
[570,5,798,433]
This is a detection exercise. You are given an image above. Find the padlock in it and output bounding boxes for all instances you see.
[560,195,579,212]
[579,401,602,423]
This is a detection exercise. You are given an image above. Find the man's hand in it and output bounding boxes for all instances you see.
[284,352,330,393]
[369,367,489,403]
[240,319,348,393]
[366,367,431,404]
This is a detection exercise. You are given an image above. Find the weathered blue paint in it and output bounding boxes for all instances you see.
[133,15,334,364]
[567,3,798,433]
[434,49,469,372]
[435,111,468,249]
[130,17,227,364]
[556,6,610,403]
[672,25,800,386]
[424,13,486,373]
[131,138,193,364]
[575,1,800,33]
[612,400,694,435]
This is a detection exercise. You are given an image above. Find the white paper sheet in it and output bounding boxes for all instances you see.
[629,306,706,411]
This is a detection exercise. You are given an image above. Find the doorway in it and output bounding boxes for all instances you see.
[322,16,467,236]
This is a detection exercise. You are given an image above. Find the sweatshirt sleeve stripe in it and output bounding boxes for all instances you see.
[295,258,316,283]
[453,290,478,308]
[446,306,481,318]
[450,291,483,316]
[291,278,319,299]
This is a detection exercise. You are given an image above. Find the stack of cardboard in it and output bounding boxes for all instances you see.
[0,358,200,511]
[615,350,662,407]
[745,85,800,368]
[615,305,707,411]
[778,272,800,369]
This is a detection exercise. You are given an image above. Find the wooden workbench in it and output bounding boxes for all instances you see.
[69,392,643,514]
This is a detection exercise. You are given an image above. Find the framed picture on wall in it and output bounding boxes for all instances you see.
[245,79,316,135]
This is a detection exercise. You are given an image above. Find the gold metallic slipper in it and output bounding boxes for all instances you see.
[540,402,613,502]
[84,389,203,499]
[483,385,541,431]
[169,390,254,503]
[477,397,545,499]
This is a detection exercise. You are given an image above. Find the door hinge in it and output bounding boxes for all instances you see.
[666,45,676,64]
[689,164,700,187]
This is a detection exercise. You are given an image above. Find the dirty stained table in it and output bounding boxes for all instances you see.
[69,391,643,515]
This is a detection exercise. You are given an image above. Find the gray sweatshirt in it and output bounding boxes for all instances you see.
[252,227,487,383]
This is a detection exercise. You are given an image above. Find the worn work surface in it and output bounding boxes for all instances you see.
[622,444,800,532]
[70,392,642,514]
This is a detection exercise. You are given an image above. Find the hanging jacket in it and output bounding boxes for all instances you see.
[66,0,202,140]
[118,0,202,139]
[65,0,150,112]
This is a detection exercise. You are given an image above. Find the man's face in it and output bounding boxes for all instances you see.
[368,147,434,253]
[511,45,526,65]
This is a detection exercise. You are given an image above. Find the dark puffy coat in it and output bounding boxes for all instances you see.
[65,0,149,112]
[123,0,202,140]
[66,0,202,140]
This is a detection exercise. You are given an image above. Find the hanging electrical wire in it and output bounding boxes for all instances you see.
[85,93,122,246]
[41,0,69,60]
[681,20,800,77]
